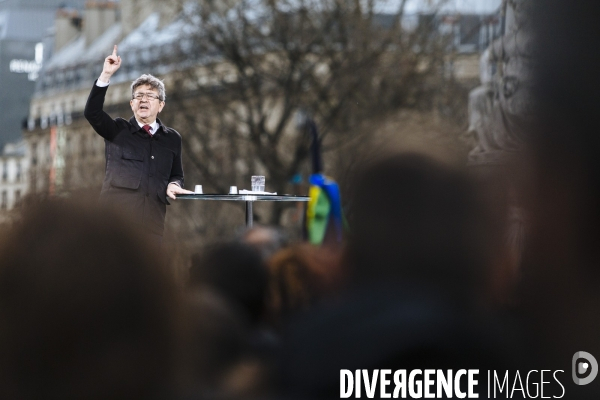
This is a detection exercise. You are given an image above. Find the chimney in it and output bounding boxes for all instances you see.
[120,0,157,37]
[54,8,82,52]
[84,1,118,47]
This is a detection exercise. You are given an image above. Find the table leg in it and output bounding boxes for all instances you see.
[246,201,253,227]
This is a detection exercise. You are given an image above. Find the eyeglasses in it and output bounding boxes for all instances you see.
[133,92,161,101]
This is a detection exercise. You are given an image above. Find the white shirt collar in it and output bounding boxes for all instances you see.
[136,120,159,135]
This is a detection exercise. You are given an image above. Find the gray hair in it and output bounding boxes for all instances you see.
[131,74,166,101]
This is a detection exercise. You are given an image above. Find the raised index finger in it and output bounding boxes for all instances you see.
[112,45,118,57]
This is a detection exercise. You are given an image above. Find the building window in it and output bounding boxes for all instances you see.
[32,142,38,166]
[2,162,7,182]
[16,161,22,182]
[1,191,7,210]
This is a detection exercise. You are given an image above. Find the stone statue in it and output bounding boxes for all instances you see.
[468,0,533,165]
[467,1,532,291]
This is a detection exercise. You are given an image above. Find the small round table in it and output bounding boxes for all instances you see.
[177,193,310,227]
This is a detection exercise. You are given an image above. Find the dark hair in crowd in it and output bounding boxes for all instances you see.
[345,153,493,301]
[189,242,268,325]
[0,200,180,399]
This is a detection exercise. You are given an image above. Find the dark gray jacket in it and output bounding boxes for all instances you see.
[84,81,184,235]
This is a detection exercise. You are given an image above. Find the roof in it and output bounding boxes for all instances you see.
[43,10,193,72]
[36,3,499,93]
[1,139,26,158]
[45,22,122,70]
[38,10,198,89]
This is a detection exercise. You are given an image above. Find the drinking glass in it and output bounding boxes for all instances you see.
[251,176,265,192]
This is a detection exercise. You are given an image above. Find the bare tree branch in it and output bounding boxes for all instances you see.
[165,0,448,223]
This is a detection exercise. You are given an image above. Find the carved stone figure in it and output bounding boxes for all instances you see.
[468,0,533,165]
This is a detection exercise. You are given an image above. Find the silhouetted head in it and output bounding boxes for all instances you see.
[345,153,492,301]
[528,0,600,268]
[240,225,289,261]
[0,200,179,399]
[516,0,600,375]
[267,244,343,324]
[180,288,248,395]
[189,242,268,325]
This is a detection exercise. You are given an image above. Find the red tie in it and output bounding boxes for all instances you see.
[142,124,152,136]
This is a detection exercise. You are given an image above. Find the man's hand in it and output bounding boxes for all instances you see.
[167,182,194,200]
[99,45,121,83]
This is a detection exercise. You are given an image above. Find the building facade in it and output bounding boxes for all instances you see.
[0,0,88,148]
[0,140,27,220]
[0,0,88,212]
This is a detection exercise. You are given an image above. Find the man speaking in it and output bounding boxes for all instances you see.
[84,45,192,241]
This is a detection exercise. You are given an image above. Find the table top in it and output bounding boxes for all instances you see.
[177,193,310,202]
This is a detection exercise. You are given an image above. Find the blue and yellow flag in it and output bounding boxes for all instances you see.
[302,120,345,245]
[306,173,343,245]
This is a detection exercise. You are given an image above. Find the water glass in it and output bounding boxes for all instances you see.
[251,176,265,192]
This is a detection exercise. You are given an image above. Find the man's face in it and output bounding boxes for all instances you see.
[130,84,165,123]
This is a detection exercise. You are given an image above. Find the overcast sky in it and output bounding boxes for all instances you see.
[376,0,502,14]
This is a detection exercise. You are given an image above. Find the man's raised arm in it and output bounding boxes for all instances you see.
[84,45,122,141]
[99,45,121,85]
